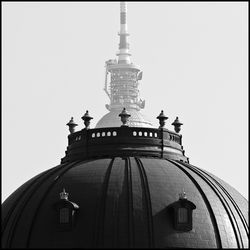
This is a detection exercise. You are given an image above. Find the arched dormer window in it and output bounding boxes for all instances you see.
[54,188,79,231]
[168,191,196,232]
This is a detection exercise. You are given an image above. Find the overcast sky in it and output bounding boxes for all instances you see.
[2,2,248,202]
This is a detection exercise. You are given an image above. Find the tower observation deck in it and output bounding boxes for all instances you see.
[96,2,154,128]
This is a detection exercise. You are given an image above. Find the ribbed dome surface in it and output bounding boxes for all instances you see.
[95,109,154,128]
[2,157,248,248]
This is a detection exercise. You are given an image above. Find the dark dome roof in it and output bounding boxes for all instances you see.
[2,156,248,248]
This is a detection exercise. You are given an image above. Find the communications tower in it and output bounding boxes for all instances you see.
[96,2,153,128]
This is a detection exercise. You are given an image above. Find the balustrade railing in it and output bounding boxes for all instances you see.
[63,110,187,163]
[62,126,187,164]
[68,127,181,145]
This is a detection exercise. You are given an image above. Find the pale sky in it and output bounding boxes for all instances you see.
[2,2,248,202]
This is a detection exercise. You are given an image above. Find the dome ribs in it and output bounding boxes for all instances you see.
[179,162,249,248]
[1,165,60,248]
[129,157,151,247]
[167,159,222,248]
[183,162,245,248]
[93,158,114,247]
[26,160,83,248]
[173,160,245,248]
[2,157,248,248]
[125,157,135,247]
[135,157,155,248]
[191,167,249,239]
[48,158,113,248]
[101,157,131,247]
[2,166,56,241]
[3,163,72,248]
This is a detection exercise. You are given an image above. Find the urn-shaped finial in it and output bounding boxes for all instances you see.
[66,117,78,134]
[119,108,131,126]
[81,110,93,129]
[172,116,183,133]
[156,110,168,128]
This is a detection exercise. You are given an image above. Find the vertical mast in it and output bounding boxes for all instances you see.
[117,2,131,64]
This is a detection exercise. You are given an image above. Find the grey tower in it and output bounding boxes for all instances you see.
[96,2,153,128]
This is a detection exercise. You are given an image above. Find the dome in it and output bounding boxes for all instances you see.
[95,109,154,128]
[2,126,249,248]
[2,2,248,249]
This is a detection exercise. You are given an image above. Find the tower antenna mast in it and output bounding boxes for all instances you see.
[104,2,145,111]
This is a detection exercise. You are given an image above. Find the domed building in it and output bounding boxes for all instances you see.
[2,2,248,249]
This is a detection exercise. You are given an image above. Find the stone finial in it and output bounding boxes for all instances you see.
[119,108,131,126]
[81,110,93,129]
[179,189,187,200]
[156,110,168,128]
[66,117,78,134]
[60,188,69,200]
[171,117,183,133]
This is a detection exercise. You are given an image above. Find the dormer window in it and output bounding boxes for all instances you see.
[168,190,196,232]
[54,188,79,231]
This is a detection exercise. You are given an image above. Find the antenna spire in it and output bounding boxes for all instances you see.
[101,1,150,119]
[117,2,131,64]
